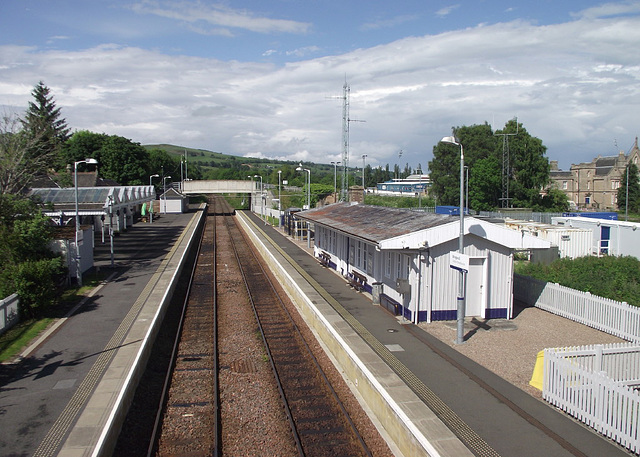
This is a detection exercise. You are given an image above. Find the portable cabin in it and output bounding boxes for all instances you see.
[296,203,551,323]
[504,220,592,259]
[552,216,640,258]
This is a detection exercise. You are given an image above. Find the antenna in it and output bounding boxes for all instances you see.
[329,80,365,201]
[494,117,518,209]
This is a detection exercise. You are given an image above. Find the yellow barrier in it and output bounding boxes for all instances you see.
[529,350,544,390]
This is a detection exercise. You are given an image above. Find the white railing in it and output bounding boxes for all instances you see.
[0,293,19,335]
[514,274,640,343]
[544,343,640,454]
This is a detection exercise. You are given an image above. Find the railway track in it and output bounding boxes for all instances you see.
[116,196,378,456]
[224,210,373,457]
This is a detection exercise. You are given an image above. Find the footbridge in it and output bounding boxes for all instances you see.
[182,179,255,195]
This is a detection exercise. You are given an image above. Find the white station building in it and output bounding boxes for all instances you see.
[295,203,552,323]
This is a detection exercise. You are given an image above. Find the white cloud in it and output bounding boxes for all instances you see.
[130,0,312,34]
[359,14,419,31]
[2,13,640,170]
[436,4,461,18]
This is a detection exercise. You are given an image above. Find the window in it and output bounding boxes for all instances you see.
[562,181,568,190]
[384,252,392,278]
[396,253,402,278]
[404,255,411,279]
[612,180,620,190]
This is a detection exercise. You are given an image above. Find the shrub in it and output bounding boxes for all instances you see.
[516,256,640,307]
[13,257,66,319]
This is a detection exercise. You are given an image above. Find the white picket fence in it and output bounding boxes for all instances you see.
[0,293,19,335]
[514,274,640,343]
[543,343,640,454]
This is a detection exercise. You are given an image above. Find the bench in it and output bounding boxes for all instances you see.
[348,271,367,292]
[318,251,331,268]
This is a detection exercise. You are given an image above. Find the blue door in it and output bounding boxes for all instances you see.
[600,226,610,255]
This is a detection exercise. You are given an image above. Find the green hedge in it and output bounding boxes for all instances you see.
[516,256,640,307]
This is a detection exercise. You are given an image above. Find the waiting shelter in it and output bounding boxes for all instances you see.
[30,186,156,233]
[295,202,552,323]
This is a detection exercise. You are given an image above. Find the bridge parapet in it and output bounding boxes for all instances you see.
[183,180,254,194]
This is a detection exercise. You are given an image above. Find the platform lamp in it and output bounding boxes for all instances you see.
[278,170,282,226]
[74,158,98,287]
[149,174,159,223]
[362,154,368,202]
[440,135,466,345]
[296,163,312,247]
[254,174,263,221]
[162,176,171,214]
[331,161,341,203]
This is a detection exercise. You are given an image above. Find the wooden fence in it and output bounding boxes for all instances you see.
[543,343,640,454]
[514,274,640,343]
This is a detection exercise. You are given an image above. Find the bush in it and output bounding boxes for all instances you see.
[516,255,640,306]
[13,257,66,319]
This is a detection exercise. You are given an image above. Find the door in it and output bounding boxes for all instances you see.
[465,257,486,317]
[600,226,610,255]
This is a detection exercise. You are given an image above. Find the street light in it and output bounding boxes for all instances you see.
[74,158,98,286]
[295,163,311,210]
[254,174,264,222]
[149,174,159,223]
[162,176,171,214]
[278,170,282,226]
[331,161,341,203]
[362,154,368,202]
[441,135,466,344]
[296,163,312,247]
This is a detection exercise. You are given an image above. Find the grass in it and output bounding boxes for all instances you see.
[0,271,108,363]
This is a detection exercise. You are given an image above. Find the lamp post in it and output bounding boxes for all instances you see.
[149,174,159,223]
[74,158,98,286]
[296,164,312,247]
[441,136,466,344]
[162,176,171,214]
[295,164,310,210]
[278,170,282,226]
[331,161,341,203]
[362,154,368,202]
[254,174,263,221]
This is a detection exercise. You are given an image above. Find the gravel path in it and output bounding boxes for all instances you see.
[417,304,626,398]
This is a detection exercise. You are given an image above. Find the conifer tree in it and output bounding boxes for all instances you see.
[21,81,70,169]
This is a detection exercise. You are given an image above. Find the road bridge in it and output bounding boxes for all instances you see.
[183,179,255,195]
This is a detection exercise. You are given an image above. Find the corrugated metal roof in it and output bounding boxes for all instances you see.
[295,202,454,243]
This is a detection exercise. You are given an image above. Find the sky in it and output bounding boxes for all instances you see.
[2,0,640,172]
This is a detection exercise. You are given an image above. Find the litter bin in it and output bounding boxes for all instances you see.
[372,282,383,305]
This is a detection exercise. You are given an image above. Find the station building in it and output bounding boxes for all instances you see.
[295,202,551,323]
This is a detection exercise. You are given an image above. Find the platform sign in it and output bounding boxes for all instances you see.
[449,251,469,273]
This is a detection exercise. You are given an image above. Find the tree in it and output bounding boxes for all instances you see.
[62,130,108,165]
[0,194,65,317]
[429,123,496,207]
[0,114,49,194]
[498,119,550,208]
[97,135,149,185]
[22,81,70,170]
[429,120,550,210]
[617,163,640,214]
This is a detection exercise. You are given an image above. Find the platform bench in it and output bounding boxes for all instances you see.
[348,271,367,292]
[318,250,331,268]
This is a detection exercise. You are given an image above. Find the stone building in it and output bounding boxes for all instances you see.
[549,138,640,210]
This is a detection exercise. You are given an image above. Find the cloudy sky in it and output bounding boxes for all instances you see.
[2,0,640,171]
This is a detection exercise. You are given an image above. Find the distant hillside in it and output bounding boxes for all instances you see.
[143,144,298,169]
